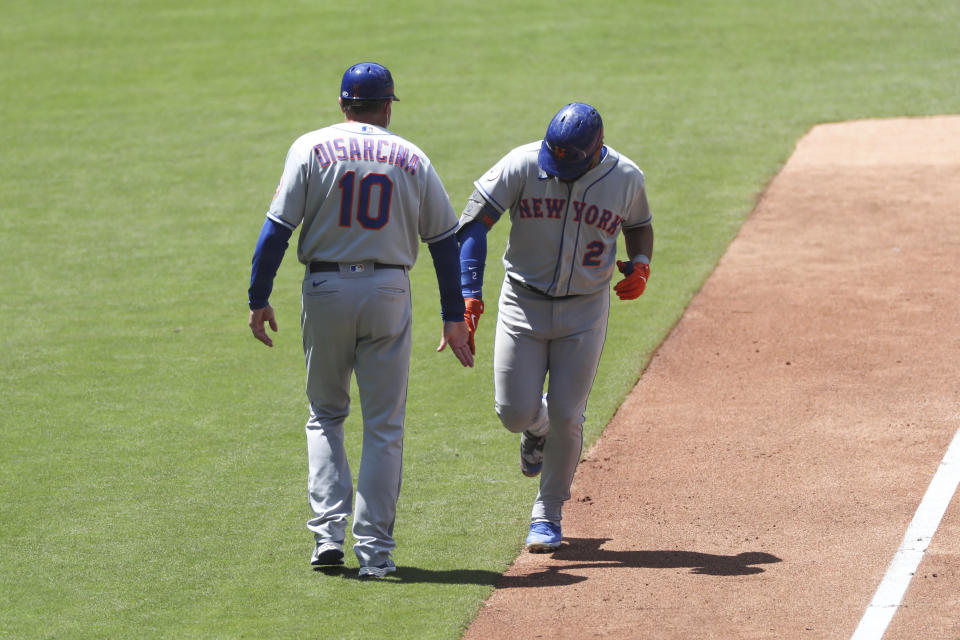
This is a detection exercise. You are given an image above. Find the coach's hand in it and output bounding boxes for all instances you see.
[463,298,484,355]
[614,260,650,300]
[249,305,278,347]
[437,320,474,368]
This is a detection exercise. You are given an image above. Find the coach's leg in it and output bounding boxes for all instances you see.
[302,274,356,546]
[351,270,412,567]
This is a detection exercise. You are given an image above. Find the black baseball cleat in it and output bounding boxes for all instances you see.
[310,541,345,566]
[358,561,397,580]
[520,430,546,477]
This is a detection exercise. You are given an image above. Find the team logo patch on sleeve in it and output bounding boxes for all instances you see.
[483,165,503,182]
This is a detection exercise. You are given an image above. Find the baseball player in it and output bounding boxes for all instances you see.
[457,102,654,551]
[247,62,473,579]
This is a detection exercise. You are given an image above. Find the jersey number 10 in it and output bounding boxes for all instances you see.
[338,171,393,230]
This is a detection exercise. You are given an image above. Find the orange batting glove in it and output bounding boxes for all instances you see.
[464,297,484,354]
[613,260,650,300]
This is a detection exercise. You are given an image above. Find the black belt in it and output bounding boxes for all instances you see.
[309,261,406,273]
[508,275,579,300]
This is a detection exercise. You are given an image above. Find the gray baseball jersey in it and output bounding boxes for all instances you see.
[462,141,651,529]
[462,141,651,296]
[268,121,458,264]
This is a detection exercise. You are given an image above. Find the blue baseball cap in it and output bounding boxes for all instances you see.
[538,103,604,180]
[340,62,398,101]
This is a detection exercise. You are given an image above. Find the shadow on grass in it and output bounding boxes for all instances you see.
[312,564,503,584]
[312,537,781,586]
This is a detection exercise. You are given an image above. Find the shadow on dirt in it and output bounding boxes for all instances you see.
[495,538,782,587]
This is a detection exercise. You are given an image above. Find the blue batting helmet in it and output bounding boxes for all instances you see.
[340,62,398,101]
[538,103,604,180]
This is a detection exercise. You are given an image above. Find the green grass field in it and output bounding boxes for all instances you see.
[2,1,958,638]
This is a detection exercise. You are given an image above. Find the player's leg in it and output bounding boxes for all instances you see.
[351,269,412,569]
[533,288,610,526]
[302,273,357,551]
[493,279,549,435]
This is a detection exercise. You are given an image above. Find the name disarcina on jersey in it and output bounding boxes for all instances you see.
[312,137,421,175]
[515,198,623,235]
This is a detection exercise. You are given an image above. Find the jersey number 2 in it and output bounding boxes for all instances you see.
[583,241,605,266]
[338,171,393,230]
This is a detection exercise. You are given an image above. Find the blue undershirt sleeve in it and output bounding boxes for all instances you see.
[248,218,293,309]
[428,234,466,322]
[457,220,488,300]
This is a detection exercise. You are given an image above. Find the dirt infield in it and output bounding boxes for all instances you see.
[463,117,960,639]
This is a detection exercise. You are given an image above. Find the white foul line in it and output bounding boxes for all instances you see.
[850,428,960,640]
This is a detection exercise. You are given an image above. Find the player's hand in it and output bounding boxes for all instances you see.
[463,298,484,355]
[613,260,650,300]
[249,305,278,347]
[436,320,474,368]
